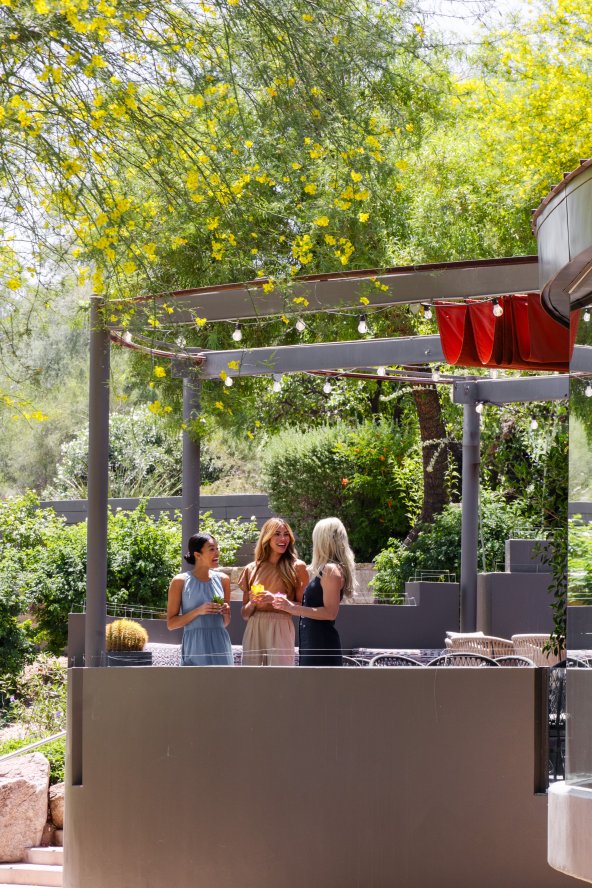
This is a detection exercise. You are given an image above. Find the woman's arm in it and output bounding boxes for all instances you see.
[273,564,343,621]
[295,561,309,604]
[166,576,221,630]
[219,573,232,628]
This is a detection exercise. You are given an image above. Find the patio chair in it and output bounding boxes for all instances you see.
[511,634,563,667]
[369,654,424,667]
[447,634,514,658]
[427,652,499,667]
[342,656,366,667]
[494,655,535,667]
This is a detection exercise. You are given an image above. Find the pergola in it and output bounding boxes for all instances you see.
[85,255,571,666]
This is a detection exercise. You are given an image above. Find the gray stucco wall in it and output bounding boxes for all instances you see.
[477,573,554,638]
[64,667,571,888]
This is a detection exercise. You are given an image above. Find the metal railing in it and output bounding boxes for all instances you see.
[0,731,66,763]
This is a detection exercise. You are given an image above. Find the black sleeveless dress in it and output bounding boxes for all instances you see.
[298,574,343,666]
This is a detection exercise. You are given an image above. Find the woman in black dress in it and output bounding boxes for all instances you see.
[272,517,357,665]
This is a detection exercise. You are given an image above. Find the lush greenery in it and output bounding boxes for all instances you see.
[0,493,257,657]
[370,492,539,602]
[0,736,65,785]
[569,518,592,606]
[263,420,422,561]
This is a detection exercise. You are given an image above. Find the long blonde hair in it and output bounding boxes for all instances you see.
[254,517,299,595]
[309,517,357,599]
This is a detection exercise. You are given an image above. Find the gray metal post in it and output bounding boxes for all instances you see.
[85,296,110,667]
[182,376,202,561]
[460,398,481,631]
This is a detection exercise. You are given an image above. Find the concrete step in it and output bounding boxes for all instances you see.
[0,862,62,886]
[23,850,62,867]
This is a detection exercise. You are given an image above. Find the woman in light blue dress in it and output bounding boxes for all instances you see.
[167,533,233,666]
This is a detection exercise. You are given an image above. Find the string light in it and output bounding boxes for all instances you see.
[357,314,368,334]
[492,298,504,318]
[295,318,306,333]
[421,303,432,320]
[232,323,242,342]
[530,418,538,430]
[586,385,592,398]
[489,369,499,379]
[584,310,591,323]
[272,374,282,393]
[475,402,484,414]
[323,380,333,394]
[122,331,133,344]
[224,376,233,387]
[431,366,441,382]
[409,303,420,315]
[376,366,387,376]
[175,335,186,348]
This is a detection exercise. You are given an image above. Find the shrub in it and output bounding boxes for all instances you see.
[0,494,258,653]
[370,491,532,601]
[568,517,592,605]
[263,420,421,561]
[0,737,65,784]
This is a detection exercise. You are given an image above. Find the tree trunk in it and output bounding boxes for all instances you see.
[403,380,450,546]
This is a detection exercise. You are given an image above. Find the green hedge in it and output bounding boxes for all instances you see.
[263,420,422,561]
[370,492,533,601]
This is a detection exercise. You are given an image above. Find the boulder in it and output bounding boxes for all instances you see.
[0,753,50,862]
[49,782,65,829]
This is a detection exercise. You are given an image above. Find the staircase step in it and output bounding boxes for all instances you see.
[24,850,63,867]
[0,863,62,886]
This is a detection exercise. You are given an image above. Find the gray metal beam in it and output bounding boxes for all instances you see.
[110,257,539,328]
[182,335,444,379]
[85,296,110,667]
[460,393,481,632]
[182,377,201,563]
[452,375,568,406]
[571,345,592,373]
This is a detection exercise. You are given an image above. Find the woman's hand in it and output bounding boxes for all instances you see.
[199,601,223,616]
[272,595,295,613]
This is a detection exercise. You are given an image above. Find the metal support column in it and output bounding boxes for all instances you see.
[85,296,110,667]
[460,397,481,631]
[181,376,202,561]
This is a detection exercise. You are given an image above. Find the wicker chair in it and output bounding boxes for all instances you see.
[511,634,562,667]
[369,654,424,667]
[428,652,499,667]
[447,635,514,658]
[342,656,366,667]
[494,655,535,667]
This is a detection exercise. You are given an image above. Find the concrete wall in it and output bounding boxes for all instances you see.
[477,573,554,638]
[64,667,572,888]
[41,494,272,525]
[67,584,460,665]
[567,606,592,650]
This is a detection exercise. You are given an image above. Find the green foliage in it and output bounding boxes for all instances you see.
[45,410,223,498]
[370,492,531,601]
[0,494,257,653]
[568,518,592,606]
[105,618,148,652]
[0,737,65,785]
[263,420,422,561]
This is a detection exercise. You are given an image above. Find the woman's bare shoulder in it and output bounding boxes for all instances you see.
[323,562,344,578]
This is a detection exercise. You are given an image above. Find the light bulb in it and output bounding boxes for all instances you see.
[272,375,282,393]
[409,303,420,315]
[376,366,386,377]
[175,335,186,348]
[530,418,538,430]
[224,376,233,387]
[232,323,242,342]
[492,299,504,318]
[122,331,133,344]
[475,402,484,414]
[586,385,592,397]
[323,380,332,394]
[357,314,368,334]
[431,367,441,382]
[422,303,432,320]
[295,318,306,333]
[489,369,499,379]
[584,310,591,323]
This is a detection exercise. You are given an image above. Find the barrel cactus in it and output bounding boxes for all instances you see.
[105,618,148,652]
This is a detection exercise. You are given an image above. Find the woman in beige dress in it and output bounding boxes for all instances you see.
[239,517,309,665]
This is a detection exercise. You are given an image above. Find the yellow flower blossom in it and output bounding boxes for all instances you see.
[313,216,329,227]
[195,317,207,327]
[153,365,167,378]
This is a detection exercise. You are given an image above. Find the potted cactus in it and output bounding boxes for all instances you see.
[106,618,152,666]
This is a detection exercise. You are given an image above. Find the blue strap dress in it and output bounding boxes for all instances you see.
[181,571,233,666]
